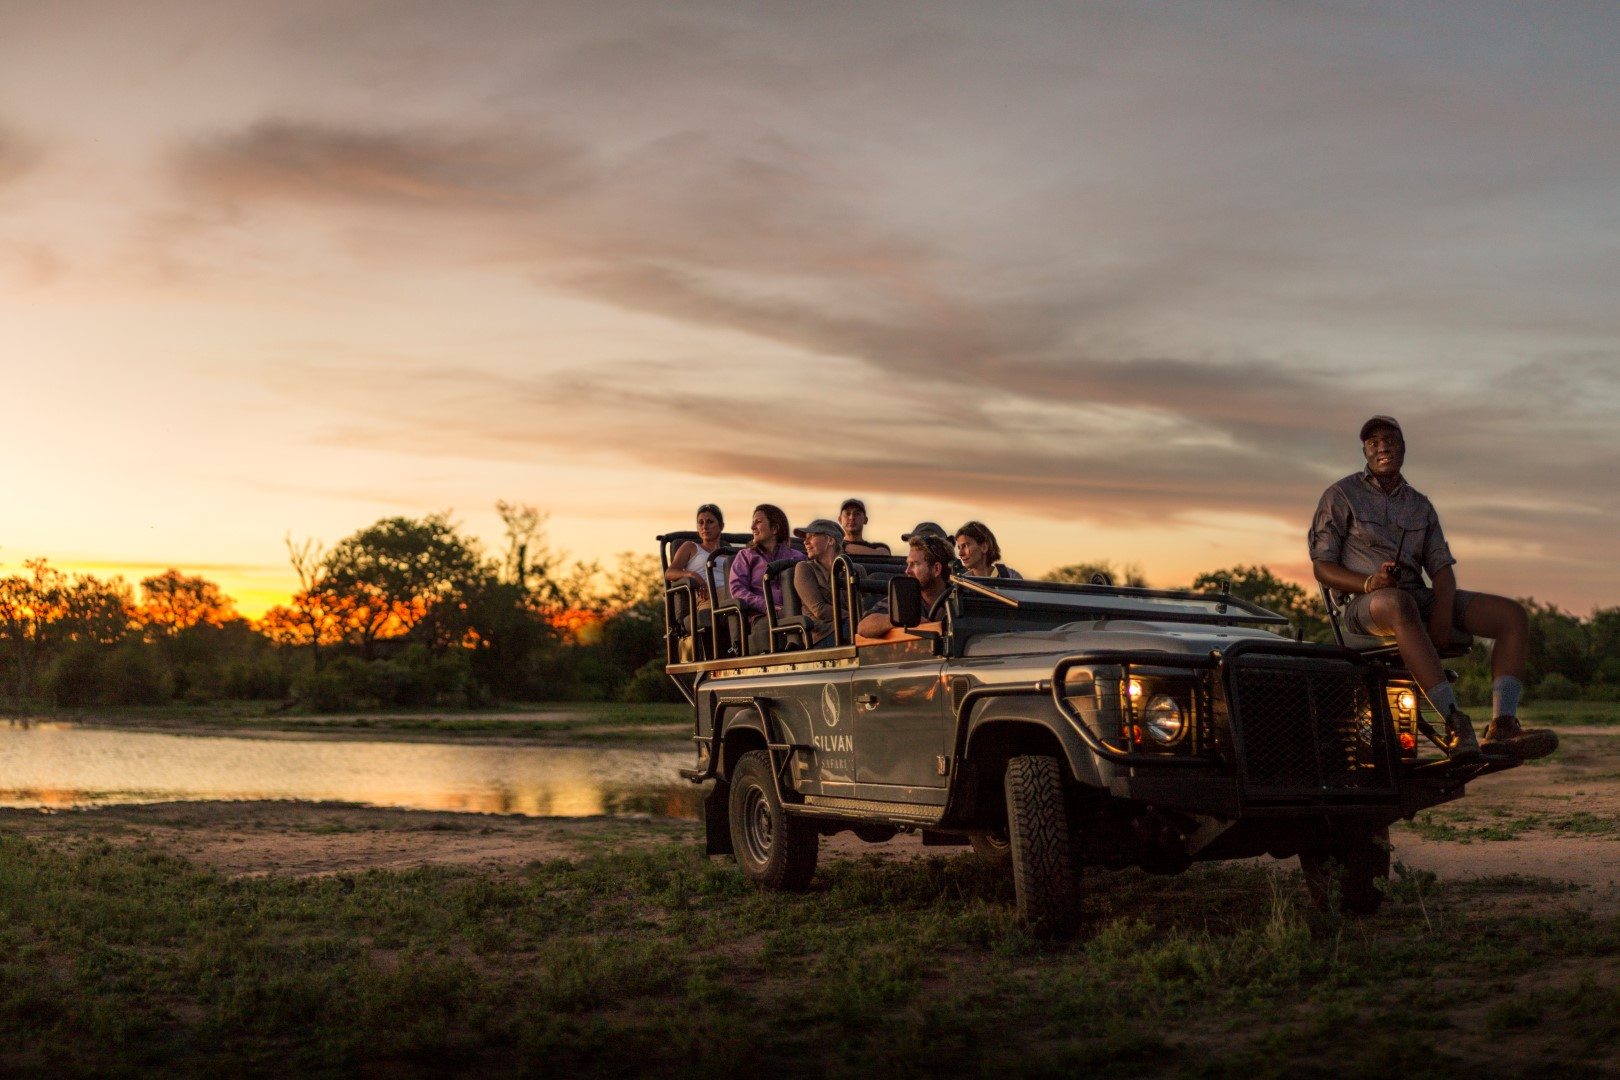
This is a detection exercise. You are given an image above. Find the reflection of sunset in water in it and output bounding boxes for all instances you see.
[0,722,699,820]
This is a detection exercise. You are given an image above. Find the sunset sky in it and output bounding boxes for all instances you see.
[3,1,1618,618]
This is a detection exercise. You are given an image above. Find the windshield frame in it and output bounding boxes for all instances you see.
[949,576,1293,629]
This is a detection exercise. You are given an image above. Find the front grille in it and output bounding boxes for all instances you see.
[1227,659,1395,800]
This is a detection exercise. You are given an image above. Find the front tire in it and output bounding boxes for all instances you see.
[1005,755,1082,938]
[1299,827,1390,916]
[728,749,818,891]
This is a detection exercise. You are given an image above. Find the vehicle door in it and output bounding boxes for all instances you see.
[850,657,951,805]
[745,667,857,798]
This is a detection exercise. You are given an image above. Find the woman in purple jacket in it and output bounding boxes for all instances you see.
[729,504,804,649]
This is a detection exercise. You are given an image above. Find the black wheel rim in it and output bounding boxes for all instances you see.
[741,784,774,865]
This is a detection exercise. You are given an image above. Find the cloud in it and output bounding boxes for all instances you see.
[0,123,40,185]
[177,119,587,210]
[153,5,1620,606]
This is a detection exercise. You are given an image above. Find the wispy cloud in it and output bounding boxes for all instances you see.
[0,123,40,184]
[177,119,587,210]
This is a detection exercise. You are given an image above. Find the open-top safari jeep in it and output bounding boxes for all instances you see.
[658,534,1518,937]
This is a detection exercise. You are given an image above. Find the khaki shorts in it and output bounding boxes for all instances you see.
[1342,586,1478,637]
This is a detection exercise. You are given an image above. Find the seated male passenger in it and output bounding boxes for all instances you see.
[838,498,891,555]
[857,535,955,638]
[1309,415,1556,762]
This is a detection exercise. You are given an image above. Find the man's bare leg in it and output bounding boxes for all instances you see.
[1459,593,1528,681]
[1460,593,1555,758]
[1362,589,1480,759]
[1363,589,1444,690]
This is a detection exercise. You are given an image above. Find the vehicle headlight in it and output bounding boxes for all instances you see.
[1397,691,1416,712]
[1143,694,1185,746]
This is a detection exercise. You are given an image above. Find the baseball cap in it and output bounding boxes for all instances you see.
[1359,415,1403,442]
[839,497,866,514]
[901,521,948,541]
[793,518,843,540]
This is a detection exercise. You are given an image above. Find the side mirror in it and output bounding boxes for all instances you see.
[888,575,923,628]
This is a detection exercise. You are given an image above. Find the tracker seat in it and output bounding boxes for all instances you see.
[1319,584,1473,661]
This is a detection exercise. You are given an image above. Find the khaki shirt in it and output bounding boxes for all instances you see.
[793,559,837,641]
[1308,471,1455,600]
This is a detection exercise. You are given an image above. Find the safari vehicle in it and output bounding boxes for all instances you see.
[658,533,1518,937]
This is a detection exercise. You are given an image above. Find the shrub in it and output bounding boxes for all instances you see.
[1454,670,1491,708]
[44,645,105,708]
[621,659,684,703]
[1535,672,1578,701]
[101,642,173,705]
[293,656,372,712]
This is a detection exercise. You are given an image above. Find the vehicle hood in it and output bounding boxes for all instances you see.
[961,619,1285,659]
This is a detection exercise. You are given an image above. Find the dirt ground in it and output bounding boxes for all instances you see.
[4,730,1617,907]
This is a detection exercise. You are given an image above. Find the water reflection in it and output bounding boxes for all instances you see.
[0,721,700,819]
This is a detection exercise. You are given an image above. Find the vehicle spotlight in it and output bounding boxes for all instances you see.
[1144,695,1185,745]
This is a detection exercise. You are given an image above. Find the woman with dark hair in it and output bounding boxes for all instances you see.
[665,504,728,604]
[728,504,804,641]
[955,520,1022,579]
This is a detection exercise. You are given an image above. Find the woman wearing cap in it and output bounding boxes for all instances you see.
[665,504,729,604]
[793,519,846,647]
[838,498,891,555]
[729,505,804,647]
[955,521,1022,579]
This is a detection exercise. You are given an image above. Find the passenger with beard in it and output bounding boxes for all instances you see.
[858,534,955,638]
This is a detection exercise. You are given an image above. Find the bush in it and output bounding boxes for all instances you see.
[222,655,294,700]
[293,656,371,712]
[102,642,172,705]
[291,649,478,712]
[1454,670,1491,708]
[43,642,172,706]
[1535,672,1578,701]
[45,645,105,708]
[621,658,684,703]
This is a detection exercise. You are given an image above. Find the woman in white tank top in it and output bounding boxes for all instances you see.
[666,504,728,604]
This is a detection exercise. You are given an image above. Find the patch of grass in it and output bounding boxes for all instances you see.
[1403,807,1620,843]
[1519,702,1620,728]
[2,828,1617,1075]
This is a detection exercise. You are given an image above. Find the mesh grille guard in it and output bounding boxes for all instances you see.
[1224,651,1397,802]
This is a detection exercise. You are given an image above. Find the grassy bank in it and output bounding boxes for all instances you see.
[2,701,691,744]
[3,826,1618,1078]
[2,699,1606,752]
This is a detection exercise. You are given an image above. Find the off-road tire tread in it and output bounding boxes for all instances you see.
[1005,754,1082,939]
[729,749,818,891]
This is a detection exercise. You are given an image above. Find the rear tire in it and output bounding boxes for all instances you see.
[728,749,818,891]
[1300,827,1390,916]
[969,826,1012,867]
[1005,755,1082,939]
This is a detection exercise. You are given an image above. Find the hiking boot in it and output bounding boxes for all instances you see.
[1481,715,1559,761]
[1443,708,1484,763]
